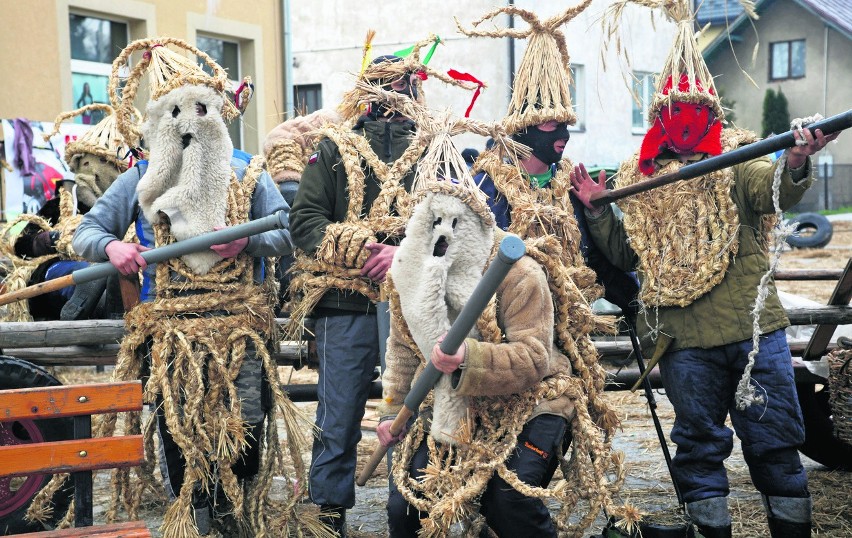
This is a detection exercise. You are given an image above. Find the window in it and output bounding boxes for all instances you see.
[197,35,243,148]
[569,65,584,131]
[632,71,656,133]
[770,40,805,81]
[69,14,128,125]
[295,84,323,115]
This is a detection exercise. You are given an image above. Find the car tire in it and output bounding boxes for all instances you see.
[0,357,74,534]
[785,212,833,249]
[797,382,852,471]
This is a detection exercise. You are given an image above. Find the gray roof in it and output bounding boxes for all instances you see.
[703,0,852,59]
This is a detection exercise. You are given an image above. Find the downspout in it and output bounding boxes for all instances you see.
[508,0,515,107]
[281,0,295,118]
[822,25,828,116]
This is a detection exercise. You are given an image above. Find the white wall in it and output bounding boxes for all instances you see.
[288,0,677,167]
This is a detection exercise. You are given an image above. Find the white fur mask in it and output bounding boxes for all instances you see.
[137,85,234,274]
[391,191,494,444]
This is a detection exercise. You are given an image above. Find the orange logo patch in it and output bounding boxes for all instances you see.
[524,441,549,460]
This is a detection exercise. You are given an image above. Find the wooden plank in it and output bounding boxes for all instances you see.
[775,269,843,281]
[26,520,151,537]
[803,258,852,360]
[0,381,142,421]
[0,435,144,478]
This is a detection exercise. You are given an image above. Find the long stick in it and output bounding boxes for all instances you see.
[356,234,526,486]
[590,109,852,207]
[624,316,684,508]
[0,211,289,307]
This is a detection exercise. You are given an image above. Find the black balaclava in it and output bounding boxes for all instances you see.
[367,54,418,120]
[512,122,570,166]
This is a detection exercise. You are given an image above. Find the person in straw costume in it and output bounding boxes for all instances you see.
[66,38,317,537]
[286,33,481,537]
[362,84,628,538]
[1,103,135,323]
[571,2,839,536]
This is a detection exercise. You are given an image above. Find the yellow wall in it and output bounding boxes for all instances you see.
[0,0,285,153]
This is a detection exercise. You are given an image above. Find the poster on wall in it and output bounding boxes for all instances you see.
[1,119,90,221]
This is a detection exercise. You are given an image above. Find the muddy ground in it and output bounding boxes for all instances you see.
[62,222,852,537]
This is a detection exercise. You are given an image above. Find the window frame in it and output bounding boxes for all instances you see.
[68,12,129,122]
[294,83,323,115]
[569,64,585,132]
[631,71,656,134]
[769,39,806,82]
[196,34,243,149]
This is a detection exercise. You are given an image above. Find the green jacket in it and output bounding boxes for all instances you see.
[587,155,813,351]
[289,118,418,314]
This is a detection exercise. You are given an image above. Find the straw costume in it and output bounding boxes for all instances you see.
[451,6,632,534]
[285,34,483,536]
[0,104,134,322]
[34,38,318,537]
[350,84,620,537]
[577,2,829,536]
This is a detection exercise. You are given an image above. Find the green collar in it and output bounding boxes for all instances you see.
[526,170,553,188]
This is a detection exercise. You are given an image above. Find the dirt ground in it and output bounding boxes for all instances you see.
[54,221,852,537]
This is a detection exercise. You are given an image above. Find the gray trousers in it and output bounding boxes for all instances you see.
[309,313,380,507]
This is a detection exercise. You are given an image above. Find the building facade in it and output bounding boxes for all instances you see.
[701,0,852,210]
[288,0,678,167]
[0,0,287,154]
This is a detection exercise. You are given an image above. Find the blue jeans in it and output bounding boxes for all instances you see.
[309,314,380,507]
[387,413,569,537]
[659,329,808,503]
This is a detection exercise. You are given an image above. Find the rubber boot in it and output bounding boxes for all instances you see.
[688,497,731,538]
[319,504,347,538]
[694,523,732,538]
[762,495,811,538]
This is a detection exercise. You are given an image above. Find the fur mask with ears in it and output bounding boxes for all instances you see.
[391,190,494,444]
[68,152,123,208]
[137,85,234,275]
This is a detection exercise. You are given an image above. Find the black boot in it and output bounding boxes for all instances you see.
[695,523,732,538]
[767,517,811,538]
[319,504,347,538]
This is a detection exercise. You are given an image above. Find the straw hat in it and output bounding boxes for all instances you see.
[338,31,482,121]
[109,37,250,147]
[44,104,135,171]
[457,0,593,134]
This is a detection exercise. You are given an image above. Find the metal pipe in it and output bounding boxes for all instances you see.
[282,0,294,117]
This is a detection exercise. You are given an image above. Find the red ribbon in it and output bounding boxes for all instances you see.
[447,69,485,118]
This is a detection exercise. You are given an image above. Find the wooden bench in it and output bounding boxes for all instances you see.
[0,380,151,537]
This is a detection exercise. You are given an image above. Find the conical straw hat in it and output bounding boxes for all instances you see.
[43,104,136,171]
[458,0,593,133]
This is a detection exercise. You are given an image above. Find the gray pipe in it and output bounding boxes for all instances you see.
[69,210,288,285]
[402,234,526,411]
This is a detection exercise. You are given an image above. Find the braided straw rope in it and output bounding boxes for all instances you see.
[457,1,592,133]
[28,158,316,536]
[616,129,759,308]
[110,37,240,147]
[285,121,427,337]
